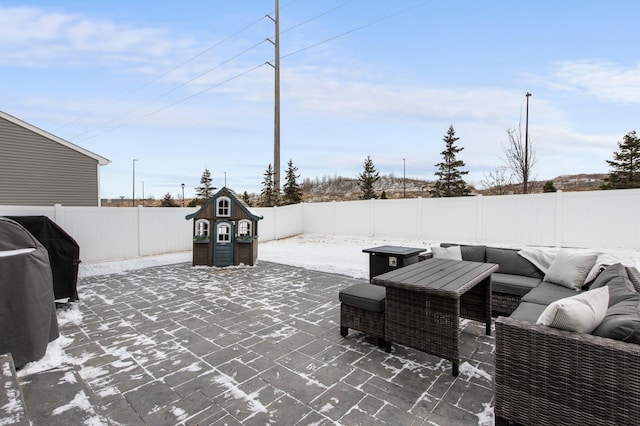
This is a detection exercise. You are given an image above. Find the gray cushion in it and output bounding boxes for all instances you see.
[589,263,639,306]
[627,266,640,293]
[486,247,543,278]
[588,263,626,289]
[491,273,542,297]
[441,243,486,263]
[521,281,579,305]
[509,302,547,323]
[339,284,386,312]
[592,297,640,344]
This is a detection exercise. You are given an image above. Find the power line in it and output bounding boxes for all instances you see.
[282,0,431,59]
[55,14,269,134]
[71,38,269,141]
[71,0,432,141]
[75,62,268,142]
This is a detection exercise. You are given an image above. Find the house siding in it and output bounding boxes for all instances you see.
[0,116,100,206]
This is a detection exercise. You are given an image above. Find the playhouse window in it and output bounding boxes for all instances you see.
[195,220,209,239]
[217,197,231,217]
[217,224,231,243]
[238,220,252,237]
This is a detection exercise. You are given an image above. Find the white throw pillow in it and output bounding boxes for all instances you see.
[431,245,462,260]
[517,247,557,274]
[544,250,597,290]
[536,286,609,334]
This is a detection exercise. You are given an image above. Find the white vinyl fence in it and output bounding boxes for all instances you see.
[2,188,639,262]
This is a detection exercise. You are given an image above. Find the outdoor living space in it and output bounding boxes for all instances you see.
[14,236,496,426]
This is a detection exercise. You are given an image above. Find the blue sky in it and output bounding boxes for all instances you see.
[2,1,639,200]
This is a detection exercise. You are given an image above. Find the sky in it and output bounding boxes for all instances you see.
[2,1,639,200]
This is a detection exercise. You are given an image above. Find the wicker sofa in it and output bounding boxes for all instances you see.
[439,243,545,316]
[495,263,640,426]
[440,243,640,425]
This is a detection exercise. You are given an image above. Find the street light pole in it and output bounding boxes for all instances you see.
[524,92,531,194]
[403,158,406,198]
[181,183,185,207]
[132,158,138,207]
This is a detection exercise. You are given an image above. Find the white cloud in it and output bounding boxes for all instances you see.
[0,6,194,68]
[550,60,640,104]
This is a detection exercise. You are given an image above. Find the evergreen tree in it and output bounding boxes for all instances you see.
[259,163,279,207]
[242,191,253,207]
[543,181,557,192]
[380,190,388,199]
[602,130,640,189]
[282,159,303,205]
[160,192,180,207]
[431,126,470,197]
[194,168,215,205]
[357,156,380,199]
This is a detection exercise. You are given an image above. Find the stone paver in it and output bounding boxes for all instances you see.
[18,261,495,425]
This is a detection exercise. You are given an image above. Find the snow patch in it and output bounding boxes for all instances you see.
[477,402,494,426]
[57,303,83,327]
[458,362,492,382]
[213,374,267,414]
[52,390,92,415]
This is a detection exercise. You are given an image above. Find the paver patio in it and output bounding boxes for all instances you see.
[18,260,495,425]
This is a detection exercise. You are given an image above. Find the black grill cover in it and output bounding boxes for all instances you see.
[0,217,59,368]
[6,216,80,301]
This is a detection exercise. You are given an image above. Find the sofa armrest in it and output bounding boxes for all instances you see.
[495,316,640,426]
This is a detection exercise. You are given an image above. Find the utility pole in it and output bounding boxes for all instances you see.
[274,0,280,194]
[266,0,281,194]
[524,92,531,194]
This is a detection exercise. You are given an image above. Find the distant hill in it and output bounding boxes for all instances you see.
[101,173,609,207]
[294,173,608,202]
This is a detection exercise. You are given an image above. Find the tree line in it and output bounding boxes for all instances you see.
[160,127,639,207]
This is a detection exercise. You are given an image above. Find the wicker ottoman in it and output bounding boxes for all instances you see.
[339,283,386,347]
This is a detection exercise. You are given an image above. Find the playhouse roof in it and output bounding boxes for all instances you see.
[185,187,263,221]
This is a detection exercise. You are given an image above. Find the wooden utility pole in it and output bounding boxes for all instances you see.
[273,0,281,193]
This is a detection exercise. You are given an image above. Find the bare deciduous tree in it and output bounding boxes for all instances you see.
[502,122,537,194]
[480,166,514,195]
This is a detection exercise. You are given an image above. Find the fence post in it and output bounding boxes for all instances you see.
[53,204,64,228]
[417,197,423,240]
[137,205,144,256]
[475,194,483,243]
[554,190,563,247]
[370,198,377,237]
[273,205,278,240]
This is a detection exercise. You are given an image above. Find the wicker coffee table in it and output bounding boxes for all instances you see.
[372,258,498,376]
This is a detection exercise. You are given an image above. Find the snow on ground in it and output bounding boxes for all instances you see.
[78,234,640,279]
[78,234,435,279]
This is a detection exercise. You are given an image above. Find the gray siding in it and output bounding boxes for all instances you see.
[0,116,100,206]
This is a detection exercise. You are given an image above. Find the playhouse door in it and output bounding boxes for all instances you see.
[213,221,234,266]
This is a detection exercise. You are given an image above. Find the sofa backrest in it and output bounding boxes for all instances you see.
[440,243,545,278]
[486,247,544,278]
[440,243,486,263]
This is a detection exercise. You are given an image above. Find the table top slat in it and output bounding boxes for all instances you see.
[362,245,425,256]
[372,258,498,297]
